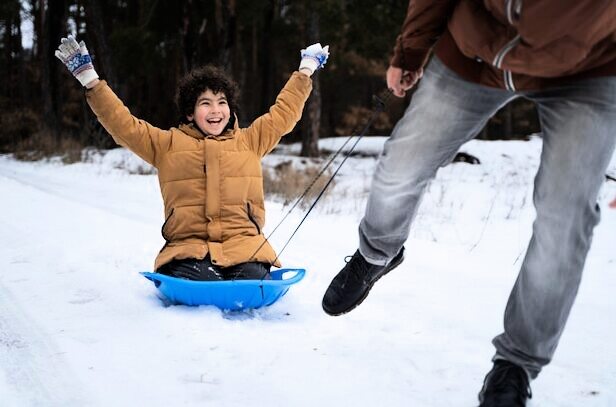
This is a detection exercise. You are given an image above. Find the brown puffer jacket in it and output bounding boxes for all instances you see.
[86,72,312,271]
[391,0,616,90]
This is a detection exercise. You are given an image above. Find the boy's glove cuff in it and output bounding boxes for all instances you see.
[74,63,99,87]
[299,58,320,75]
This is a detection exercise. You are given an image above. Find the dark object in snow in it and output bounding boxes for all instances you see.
[322,247,404,316]
[453,151,481,165]
[141,268,305,310]
[478,360,532,406]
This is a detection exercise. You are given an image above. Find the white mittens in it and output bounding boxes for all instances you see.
[55,35,99,87]
[299,43,330,75]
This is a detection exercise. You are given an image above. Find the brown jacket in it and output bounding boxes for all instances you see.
[86,72,312,270]
[391,0,616,90]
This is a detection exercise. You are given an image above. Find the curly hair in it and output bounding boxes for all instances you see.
[176,65,240,126]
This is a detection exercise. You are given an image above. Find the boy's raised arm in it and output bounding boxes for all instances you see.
[244,43,329,156]
[55,35,169,166]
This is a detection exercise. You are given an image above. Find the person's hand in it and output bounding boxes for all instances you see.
[299,43,330,76]
[609,196,616,209]
[55,35,99,88]
[387,65,423,97]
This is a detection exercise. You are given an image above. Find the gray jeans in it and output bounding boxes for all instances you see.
[359,56,616,378]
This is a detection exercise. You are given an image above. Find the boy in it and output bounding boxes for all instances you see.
[56,35,329,281]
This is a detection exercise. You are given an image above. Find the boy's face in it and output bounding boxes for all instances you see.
[187,89,231,136]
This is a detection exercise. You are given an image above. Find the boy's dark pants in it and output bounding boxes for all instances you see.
[158,255,271,281]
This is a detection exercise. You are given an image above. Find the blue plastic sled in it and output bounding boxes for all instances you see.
[141,268,305,310]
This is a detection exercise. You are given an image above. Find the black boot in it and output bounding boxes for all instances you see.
[478,360,532,407]
[322,247,404,316]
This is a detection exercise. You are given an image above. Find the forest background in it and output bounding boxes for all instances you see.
[0,0,539,158]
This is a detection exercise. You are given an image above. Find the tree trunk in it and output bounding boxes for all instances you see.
[214,0,236,70]
[85,0,118,91]
[180,0,193,72]
[16,8,28,106]
[40,0,66,142]
[301,7,321,157]
[259,0,275,114]
[1,1,20,100]
[230,0,246,104]
[0,0,26,146]
[30,0,41,57]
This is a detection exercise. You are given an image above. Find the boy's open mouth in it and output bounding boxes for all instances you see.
[207,118,223,124]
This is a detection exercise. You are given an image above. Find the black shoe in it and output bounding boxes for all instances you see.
[322,247,404,316]
[478,360,532,407]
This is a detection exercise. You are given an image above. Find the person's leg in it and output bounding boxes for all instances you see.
[359,57,513,265]
[492,77,616,378]
[323,57,513,316]
[157,256,225,281]
[223,262,272,280]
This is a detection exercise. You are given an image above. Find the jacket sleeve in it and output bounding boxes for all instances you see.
[390,0,458,71]
[85,80,170,166]
[242,72,312,157]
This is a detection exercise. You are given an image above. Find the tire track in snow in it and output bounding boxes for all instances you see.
[0,159,139,406]
[0,282,87,406]
[0,161,157,225]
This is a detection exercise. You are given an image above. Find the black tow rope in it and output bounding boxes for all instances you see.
[246,89,394,279]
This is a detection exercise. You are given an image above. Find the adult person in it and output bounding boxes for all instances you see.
[322,1,615,406]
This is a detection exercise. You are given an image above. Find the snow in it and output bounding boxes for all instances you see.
[0,136,615,406]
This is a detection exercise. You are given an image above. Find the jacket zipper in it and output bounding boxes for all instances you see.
[513,0,522,21]
[505,0,513,24]
[492,35,520,70]
[246,203,261,235]
[161,208,175,242]
[504,70,516,91]
[492,34,520,90]
[505,0,523,25]
[494,0,522,91]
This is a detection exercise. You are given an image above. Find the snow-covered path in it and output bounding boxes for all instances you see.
[0,138,615,406]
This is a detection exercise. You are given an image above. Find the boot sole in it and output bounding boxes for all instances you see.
[322,253,405,316]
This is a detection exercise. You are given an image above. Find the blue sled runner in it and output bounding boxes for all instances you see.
[141,268,305,311]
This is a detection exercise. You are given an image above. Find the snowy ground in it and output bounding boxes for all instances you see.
[0,136,615,407]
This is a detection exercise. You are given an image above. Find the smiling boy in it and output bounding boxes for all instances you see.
[190,90,230,135]
[56,36,329,281]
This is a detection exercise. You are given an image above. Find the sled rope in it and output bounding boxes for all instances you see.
[245,89,394,279]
